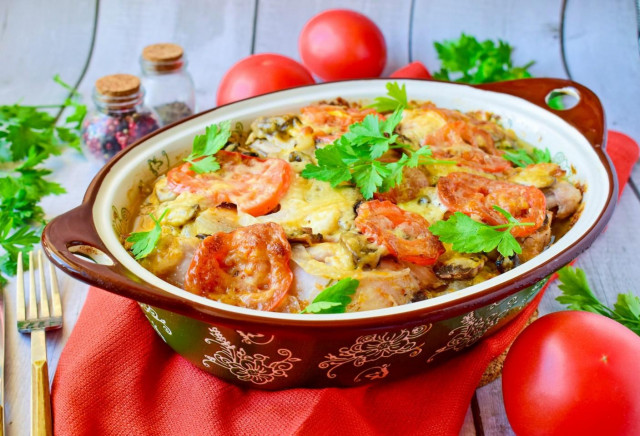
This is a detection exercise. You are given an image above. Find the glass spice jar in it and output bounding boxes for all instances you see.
[140,43,196,126]
[81,74,160,163]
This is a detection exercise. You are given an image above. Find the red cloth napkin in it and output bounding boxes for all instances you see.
[52,132,637,436]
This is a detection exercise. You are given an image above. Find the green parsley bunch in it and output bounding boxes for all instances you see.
[0,75,86,285]
[433,33,534,84]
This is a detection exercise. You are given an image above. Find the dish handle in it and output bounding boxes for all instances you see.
[41,204,188,315]
[475,78,605,149]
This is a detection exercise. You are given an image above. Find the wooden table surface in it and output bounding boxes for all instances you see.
[2,0,639,434]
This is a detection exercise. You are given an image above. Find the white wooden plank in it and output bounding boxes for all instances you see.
[563,0,640,143]
[3,2,256,435]
[254,0,413,76]
[410,0,566,78]
[541,186,640,314]
[410,1,566,432]
[460,406,477,435]
[475,188,640,436]
[75,0,256,112]
[475,380,515,436]
[1,2,96,435]
[0,0,95,104]
[631,161,640,190]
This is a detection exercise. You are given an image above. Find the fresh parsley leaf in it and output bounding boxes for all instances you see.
[301,278,359,314]
[503,147,551,168]
[352,160,391,200]
[433,33,534,84]
[126,209,169,260]
[547,94,565,110]
[368,82,409,112]
[302,106,455,199]
[184,121,231,173]
[557,266,640,335]
[0,76,86,285]
[0,214,41,285]
[189,155,220,174]
[429,206,535,257]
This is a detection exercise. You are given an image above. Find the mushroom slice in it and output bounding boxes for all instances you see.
[435,254,485,280]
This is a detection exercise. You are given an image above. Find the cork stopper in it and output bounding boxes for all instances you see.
[142,43,184,62]
[95,74,140,97]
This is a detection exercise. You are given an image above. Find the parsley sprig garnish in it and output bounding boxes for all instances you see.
[126,209,169,260]
[433,33,534,84]
[302,105,454,199]
[184,120,231,173]
[429,206,535,257]
[0,75,86,285]
[557,266,640,335]
[368,82,408,112]
[301,278,359,314]
[503,147,551,168]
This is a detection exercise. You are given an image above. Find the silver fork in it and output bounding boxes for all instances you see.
[16,251,62,436]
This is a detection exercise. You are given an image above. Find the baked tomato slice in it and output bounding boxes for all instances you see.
[166,150,292,217]
[437,172,546,237]
[184,222,293,311]
[355,200,444,265]
[300,104,381,143]
[425,121,512,173]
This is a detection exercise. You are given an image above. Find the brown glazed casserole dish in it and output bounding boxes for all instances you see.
[42,78,616,389]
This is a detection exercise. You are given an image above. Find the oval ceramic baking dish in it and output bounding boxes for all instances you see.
[43,78,616,389]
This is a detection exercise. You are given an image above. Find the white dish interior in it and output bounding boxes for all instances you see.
[92,80,610,321]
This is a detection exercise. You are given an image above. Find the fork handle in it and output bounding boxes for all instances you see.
[31,330,53,436]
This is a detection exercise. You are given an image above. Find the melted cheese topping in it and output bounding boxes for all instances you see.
[239,175,359,241]
[126,101,583,314]
[399,108,448,145]
[397,187,446,224]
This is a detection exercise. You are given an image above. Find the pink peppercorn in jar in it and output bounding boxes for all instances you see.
[81,74,160,163]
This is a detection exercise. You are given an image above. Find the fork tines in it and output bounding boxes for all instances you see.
[16,251,63,333]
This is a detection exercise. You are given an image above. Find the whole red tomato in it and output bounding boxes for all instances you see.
[217,54,314,106]
[502,311,640,436]
[299,9,386,80]
[389,61,432,79]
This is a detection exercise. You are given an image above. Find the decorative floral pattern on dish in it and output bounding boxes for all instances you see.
[525,277,549,302]
[354,364,390,383]
[319,324,432,379]
[111,205,130,240]
[427,295,520,363]
[140,303,172,341]
[203,327,301,385]
[237,331,274,345]
[147,150,171,177]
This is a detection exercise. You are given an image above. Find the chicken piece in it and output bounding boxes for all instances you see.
[374,166,431,203]
[519,212,553,262]
[153,175,178,202]
[544,180,582,219]
[346,259,420,312]
[140,229,201,288]
[181,207,239,238]
[403,262,446,290]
